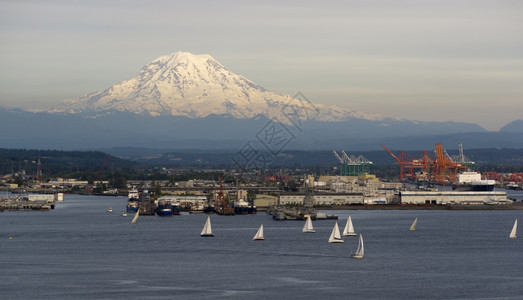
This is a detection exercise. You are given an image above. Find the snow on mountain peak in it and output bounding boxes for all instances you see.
[47,51,384,122]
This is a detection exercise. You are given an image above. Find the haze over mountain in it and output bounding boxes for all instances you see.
[3,51,522,152]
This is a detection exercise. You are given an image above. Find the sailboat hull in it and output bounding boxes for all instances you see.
[253,237,264,241]
[329,239,344,243]
[343,233,357,236]
[351,254,363,259]
[303,230,316,233]
[201,234,214,237]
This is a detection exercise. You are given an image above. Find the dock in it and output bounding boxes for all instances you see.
[0,195,55,211]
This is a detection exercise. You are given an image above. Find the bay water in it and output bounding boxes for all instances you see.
[2,194,523,299]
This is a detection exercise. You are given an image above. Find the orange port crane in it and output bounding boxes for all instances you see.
[216,175,226,207]
[382,143,468,184]
[381,144,433,181]
[431,143,468,184]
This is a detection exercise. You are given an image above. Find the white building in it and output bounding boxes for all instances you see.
[400,190,510,205]
[279,193,365,205]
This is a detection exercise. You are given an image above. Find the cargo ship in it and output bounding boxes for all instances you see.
[453,180,496,191]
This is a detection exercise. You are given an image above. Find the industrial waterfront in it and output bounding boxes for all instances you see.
[2,194,523,299]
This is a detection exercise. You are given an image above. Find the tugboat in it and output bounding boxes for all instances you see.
[233,199,249,215]
[203,201,216,214]
[171,200,181,215]
[232,198,257,215]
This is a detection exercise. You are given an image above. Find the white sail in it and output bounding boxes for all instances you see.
[351,234,364,259]
[201,216,214,237]
[302,215,316,233]
[328,222,344,243]
[253,224,265,240]
[509,219,517,239]
[131,210,139,224]
[342,216,356,236]
[410,217,418,231]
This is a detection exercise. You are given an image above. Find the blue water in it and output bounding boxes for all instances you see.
[2,194,523,299]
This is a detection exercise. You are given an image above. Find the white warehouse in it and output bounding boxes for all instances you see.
[400,190,510,205]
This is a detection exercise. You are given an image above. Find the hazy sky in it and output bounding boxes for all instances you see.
[1,0,522,131]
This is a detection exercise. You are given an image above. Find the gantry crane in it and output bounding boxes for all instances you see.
[381,144,433,181]
[382,143,468,184]
[332,149,373,176]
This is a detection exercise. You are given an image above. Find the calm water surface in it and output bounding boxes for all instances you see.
[1,194,523,299]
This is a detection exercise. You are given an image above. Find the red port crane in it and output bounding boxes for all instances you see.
[85,157,110,194]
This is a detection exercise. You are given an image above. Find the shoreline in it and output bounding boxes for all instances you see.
[315,203,523,211]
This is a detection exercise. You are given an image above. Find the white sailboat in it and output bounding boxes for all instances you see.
[342,216,356,236]
[351,234,364,259]
[130,210,139,224]
[328,222,344,243]
[253,224,264,241]
[201,216,214,237]
[302,215,316,233]
[409,217,418,231]
[509,219,517,239]
[108,207,112,213]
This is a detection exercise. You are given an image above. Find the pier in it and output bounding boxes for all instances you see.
[0,195,55,211]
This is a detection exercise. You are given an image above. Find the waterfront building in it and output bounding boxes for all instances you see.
[399,190,510,205]
[279,193,365,206]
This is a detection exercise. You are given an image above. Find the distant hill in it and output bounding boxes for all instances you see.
[0,148,136,178]
[0,107,507,151]
[100,147,523,168]
[500,119,523,132]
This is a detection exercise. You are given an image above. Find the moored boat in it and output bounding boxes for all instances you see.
[126,188,139,213]
[233,199,249,215]
[155,200,173,216]
[203,203,216,214]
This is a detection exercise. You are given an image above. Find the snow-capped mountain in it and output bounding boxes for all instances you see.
[47,51,383,122]
[1,51,492,151]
